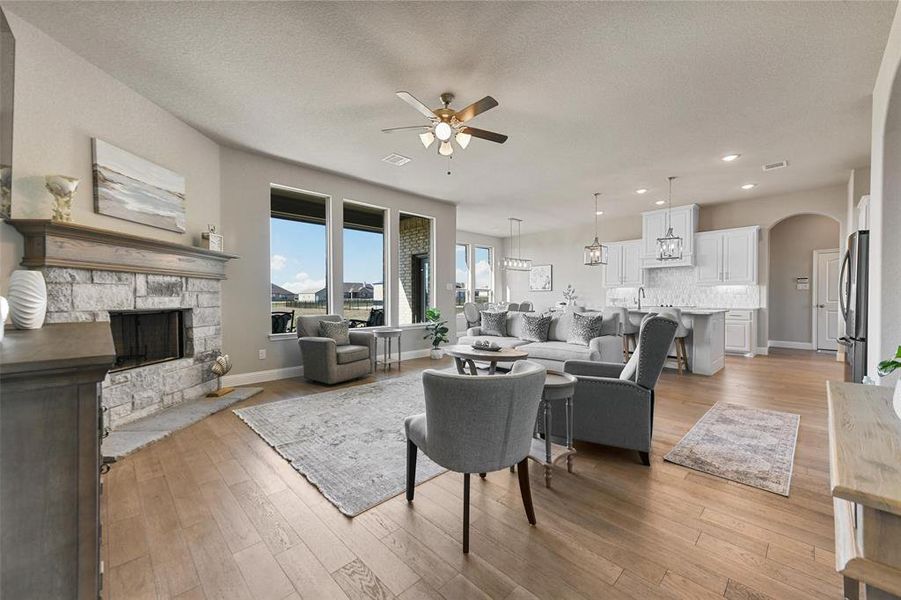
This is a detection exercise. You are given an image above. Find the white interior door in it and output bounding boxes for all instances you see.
[815,250,841,351]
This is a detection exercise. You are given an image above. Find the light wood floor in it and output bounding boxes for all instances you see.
[102,349,844,600]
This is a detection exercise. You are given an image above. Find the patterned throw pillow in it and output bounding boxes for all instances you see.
[479,311,508,337]
[319,320,350,346]
[567,312,605,346]
[520,313,552,343]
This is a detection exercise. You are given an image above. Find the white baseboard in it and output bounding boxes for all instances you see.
[221,365,304,387]
[400,348,432,360]
[768,340,814,350]
[755,346,770,356]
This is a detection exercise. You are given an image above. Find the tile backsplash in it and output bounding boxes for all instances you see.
[605,267,761,309]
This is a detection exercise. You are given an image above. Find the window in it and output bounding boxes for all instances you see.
[343,201,386,327]
[455,243,470,313]
[398,213,433,324]
[270,186,328,334]
[474,246,494,304]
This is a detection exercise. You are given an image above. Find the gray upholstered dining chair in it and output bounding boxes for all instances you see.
[405,360,547,553]
[657,307,690,374]
[296,314,375,385]
[518,301,534,312]
[558,314,677,465]
[462,302,481,328]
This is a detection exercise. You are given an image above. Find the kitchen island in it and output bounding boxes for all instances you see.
[626,307,726,376]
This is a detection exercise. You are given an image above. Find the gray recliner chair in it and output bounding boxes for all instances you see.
[559,314,677,465]
[405,360,547,553]
[296,315,375,385]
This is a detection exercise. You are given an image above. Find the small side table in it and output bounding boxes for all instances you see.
[528,370,577,488]
[373,328,402,371]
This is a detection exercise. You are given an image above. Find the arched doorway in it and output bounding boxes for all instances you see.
[767,213,841,353]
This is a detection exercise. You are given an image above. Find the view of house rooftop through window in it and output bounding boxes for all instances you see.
[343,202,385,327]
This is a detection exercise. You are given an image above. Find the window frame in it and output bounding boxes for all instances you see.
[455,243,470,313]
[397,211,436,327]
[473,245,495,304]
[341,198,388,328]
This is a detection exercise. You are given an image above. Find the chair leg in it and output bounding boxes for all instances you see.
[479,473,486,479]
[679,338,689,372]
[406,440,417,502]
[517,459,537,525]
[639,451,650,466]
[463,473,471,553]
[675,339,684,375]
[622,335,629,363]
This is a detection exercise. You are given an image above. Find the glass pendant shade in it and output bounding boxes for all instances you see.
[583,192,608,266]
[434,122,453,141]
[419,131,435,149]
[455,131,471,149]
[438,141,453,156]
[502,218,532,271]
[656,176,683,261]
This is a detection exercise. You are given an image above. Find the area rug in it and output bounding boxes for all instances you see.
[233,373,445,516]
[663,402,800,496]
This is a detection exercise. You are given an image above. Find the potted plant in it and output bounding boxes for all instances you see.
[423,307,449,359]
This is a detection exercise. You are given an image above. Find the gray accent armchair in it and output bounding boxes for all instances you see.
[405,360,547,553]
[558,315,677,465]
[296,315,375,385]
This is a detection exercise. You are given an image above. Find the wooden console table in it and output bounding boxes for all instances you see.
[827,382,901,600]
[1,323,116,599]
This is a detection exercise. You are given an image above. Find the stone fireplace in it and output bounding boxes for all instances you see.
[8,219,237,428]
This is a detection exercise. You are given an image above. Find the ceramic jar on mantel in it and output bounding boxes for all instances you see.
[7,270,47,329]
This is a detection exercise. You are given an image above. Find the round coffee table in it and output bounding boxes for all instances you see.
[444,344,528,375]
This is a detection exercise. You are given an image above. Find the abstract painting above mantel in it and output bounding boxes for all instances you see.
[92,138,186,233]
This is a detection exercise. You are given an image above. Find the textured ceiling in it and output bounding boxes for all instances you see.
[7,1,895,236]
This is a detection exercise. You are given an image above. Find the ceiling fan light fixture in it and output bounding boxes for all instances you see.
[419,131,435,149]
[434,122,453,142]
[455,131,471,149]
[438,140,454,156]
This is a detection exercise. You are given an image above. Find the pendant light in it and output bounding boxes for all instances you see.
[583,192,608,266]
[656,176,683,261]
[502,217,532,271]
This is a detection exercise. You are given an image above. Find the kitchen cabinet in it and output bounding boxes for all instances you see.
[641,204,699,268]
[694,226,759,285]
[725,309,757,355]
[603,239,643,287]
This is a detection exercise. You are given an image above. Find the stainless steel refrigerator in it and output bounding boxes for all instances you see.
[838,230,869,383]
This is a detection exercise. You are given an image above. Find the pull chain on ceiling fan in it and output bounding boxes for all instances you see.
[382,91,508,156]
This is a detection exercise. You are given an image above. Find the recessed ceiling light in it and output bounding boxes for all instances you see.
[635,188,648,194]
[654,200,666,205]
[722,153,741,162]
[595,210,604,215]
[741,183,756,190]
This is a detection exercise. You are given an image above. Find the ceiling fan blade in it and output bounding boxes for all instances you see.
[454,96,499,123]
[462,127,508,144]
[396,91,437,120]
[381,125,432,133]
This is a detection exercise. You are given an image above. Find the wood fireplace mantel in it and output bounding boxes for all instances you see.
[6,219,239,280]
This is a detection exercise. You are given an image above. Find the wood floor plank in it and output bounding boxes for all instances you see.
[439,573,492,600]
[107,555,157,600]
[233,541,295,600]
[230,478,301,555]
[331,558,397,600]
[199,477,262,553]
[269,487,356,572]
[107,515,149,568]
[182,518,253,600]
[275,541,351,600]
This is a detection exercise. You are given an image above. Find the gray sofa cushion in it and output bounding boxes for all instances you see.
[520,313,552,343]
[335,344,369,364]
[522,341,592,363]
[480,311,508,336]
[568,312,604,346]
[457,335,530,349]
[547,311,573,342]
[320,320,350,345]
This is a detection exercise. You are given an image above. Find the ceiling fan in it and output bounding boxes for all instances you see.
[382,91,508,156]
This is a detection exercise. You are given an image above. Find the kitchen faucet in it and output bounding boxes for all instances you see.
[637,287,646,310]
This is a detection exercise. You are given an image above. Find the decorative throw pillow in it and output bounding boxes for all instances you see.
[520,313,552,343]
[567,312,605,346]
[480,310,508,337]
[319,320,350,346]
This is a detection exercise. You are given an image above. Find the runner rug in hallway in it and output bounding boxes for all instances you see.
[664,402,800,496]
[234,372,445,516]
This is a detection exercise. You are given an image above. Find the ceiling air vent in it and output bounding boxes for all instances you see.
[381,153,411,166]
[762,160,788,172]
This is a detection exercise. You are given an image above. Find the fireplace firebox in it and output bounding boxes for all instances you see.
[109,309,186,371]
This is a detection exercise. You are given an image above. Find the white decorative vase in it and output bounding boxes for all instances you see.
[430,348,444,360]
[8,270,47,329]
[0,295,8,342]
[894,380,901,420]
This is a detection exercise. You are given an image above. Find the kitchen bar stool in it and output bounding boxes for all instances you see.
[620,308,640,363]
[657,308,690,374]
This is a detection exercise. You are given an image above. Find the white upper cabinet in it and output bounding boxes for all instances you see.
[694,226,759,285]
[641,204,699,268]
[603,239,643,287]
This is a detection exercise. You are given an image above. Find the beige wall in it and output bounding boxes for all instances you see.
[767,214,840,345]
[219,147,456,376]
[0,10,220,290]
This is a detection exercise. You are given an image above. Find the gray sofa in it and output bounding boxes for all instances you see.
[457,310,621,371]
[296,315,375,385]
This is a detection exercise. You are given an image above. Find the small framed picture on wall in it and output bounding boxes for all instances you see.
[529,264,552,291]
